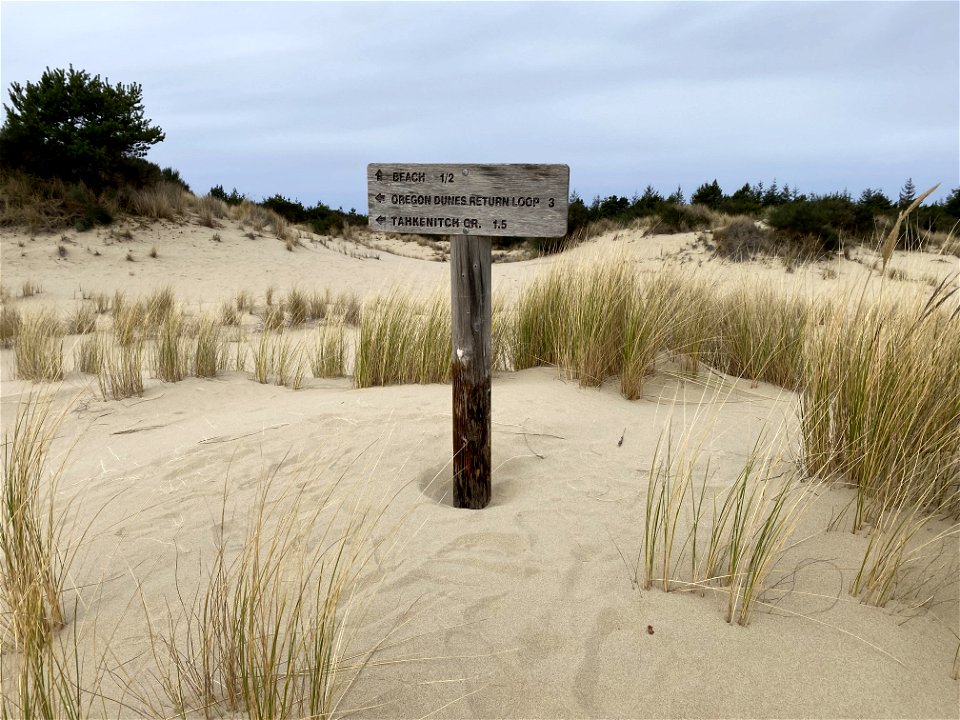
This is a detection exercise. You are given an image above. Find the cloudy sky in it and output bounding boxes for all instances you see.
[2,1,957,212]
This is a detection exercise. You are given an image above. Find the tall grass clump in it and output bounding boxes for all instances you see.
[259,304,285,332]
[1,394,67,650]
[154,310,190,382]
[708,283,811,390]
[333,292,362,326]
[620,270,709,399]
[195,194,227,227]
[252,332,272,384]
[285,288,308,327]
[112,295,146,347]
[20,280,42,298]
[192,315,228,378]
[511,259,715,392]
[145,286,176,330]
[0,395,102,719]
[800,277,960,530]
[848,461,960,607]
[272,333,306,389]
[73,332,104,375]
[354,292,450,388]
[144,466,374,718]
[557,259,636,386]
[124,181,188,220]
[15,309,64,381]
[641,423,813,626]
[1,305,21,348]
[510,264,569,371]
[97,336,144,400]
[308,290,330,322]
[235,290,254,315]
[311,322,345,378]
[249,332,305,388]
[63,302,97,335]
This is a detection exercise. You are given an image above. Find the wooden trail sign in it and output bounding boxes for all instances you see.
[367,164,570,509]
[367,163,569,238]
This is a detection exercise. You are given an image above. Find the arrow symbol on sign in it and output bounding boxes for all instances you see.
[375,193,386,202]
[375,169,383,182]
[376,215,386,224]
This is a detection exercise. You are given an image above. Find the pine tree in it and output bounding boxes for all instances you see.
[899,178,916,209]
[0,65,165,189]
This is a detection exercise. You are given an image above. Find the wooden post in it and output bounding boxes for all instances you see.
[450,235,492,509]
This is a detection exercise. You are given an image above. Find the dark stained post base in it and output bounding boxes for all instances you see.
[450,235,492,509]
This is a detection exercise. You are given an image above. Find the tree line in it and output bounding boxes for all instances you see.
[1,66,957,252]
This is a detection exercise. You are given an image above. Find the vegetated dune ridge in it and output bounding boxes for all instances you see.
[1,215,958,719]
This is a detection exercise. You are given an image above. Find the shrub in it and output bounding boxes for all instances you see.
[711,219,781,261]
[208,184,246,206]
[766,196,867,254]
[650,203,712,234]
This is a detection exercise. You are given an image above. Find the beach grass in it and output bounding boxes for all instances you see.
[14,309,64,382]
[1,394,67,651]
[73,332,104,375]
[800,276,960,531]
[192,314,228,378]
[143,464,372,718]
[97,335,144,400]
[154,309,190,382]
[1,305,21,349]
[63,302,97,336]
[641,421,813,626]
[312,322,346,378]
[354,291,451,388]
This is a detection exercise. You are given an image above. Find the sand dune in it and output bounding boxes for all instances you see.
[1,218,957,718]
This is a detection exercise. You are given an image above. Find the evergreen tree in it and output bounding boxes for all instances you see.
[0,65,165,189]
[899,177,916,208]
[943,187,960,219]
[858,188,892,213]
[691,179,724,209]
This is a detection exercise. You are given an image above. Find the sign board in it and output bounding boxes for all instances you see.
[367,163,569,238]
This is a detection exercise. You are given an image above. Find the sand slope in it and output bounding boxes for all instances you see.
[1,219,958,718]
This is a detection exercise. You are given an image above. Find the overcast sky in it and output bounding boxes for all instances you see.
[2,1,957,212]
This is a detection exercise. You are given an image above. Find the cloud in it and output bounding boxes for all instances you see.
[1,1,956,209]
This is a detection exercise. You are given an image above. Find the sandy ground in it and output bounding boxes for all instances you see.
[1,216,958,718]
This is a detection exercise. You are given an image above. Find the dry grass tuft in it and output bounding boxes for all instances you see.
[143,461,376,718]
[154,310,190,382]
[641,421,813,626]
[311,322,345,378]
[1,305,22,348]
[0,394,68,651]
[880,183,940,272]
[64,302,97,335]
[195,194,227,227]
[124,181,189,220]
[285,288,308,327]
[74,332,104,375]
[15,309,64,381]
[20,280,42,298]
[354,292,450,388]
[192,314,228,378]
[801,278,960,529]
[97,336,144,400]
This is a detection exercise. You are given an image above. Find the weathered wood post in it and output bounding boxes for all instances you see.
[450,234,492,508]
[367,163,569,510]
